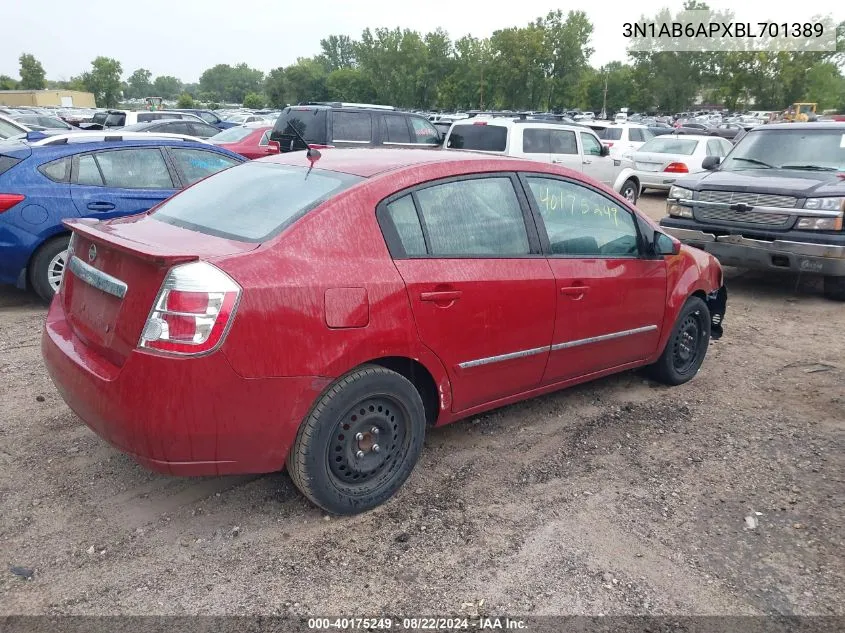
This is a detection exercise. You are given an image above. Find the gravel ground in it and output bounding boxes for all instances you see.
[1,192,843,619]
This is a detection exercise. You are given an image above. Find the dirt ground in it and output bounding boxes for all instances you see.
[1,192,843,619]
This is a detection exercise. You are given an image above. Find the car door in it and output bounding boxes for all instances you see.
[549,128,582,171]
[378,174,556,412]
[518,173,667,383]
[70,147,178,220]
[578,131,617,186]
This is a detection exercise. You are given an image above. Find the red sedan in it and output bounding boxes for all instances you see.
[42,149,727,515]
[207,124,279,159]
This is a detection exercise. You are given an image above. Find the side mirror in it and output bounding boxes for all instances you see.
[701,155,721,170]
[600,144,610,157]
[267,140,281,154]
[654,231,681,256]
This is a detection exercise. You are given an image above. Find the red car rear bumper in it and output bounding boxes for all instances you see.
[42,300,324,476]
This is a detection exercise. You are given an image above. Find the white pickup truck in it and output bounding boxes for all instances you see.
[443,115,643,203]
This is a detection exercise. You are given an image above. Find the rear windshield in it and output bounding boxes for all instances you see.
[104,113,126,127]
[446,124,508,152]
[210,127,253,143]
[272,107,328,149]
[597,127,623,141]
[152,162,363,242]
[638,137,698,155]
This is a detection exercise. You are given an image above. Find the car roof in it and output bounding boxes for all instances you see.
[267,147,520,178]
[753,122,845,131]
[643,134,716,142]
[9,138,235,160]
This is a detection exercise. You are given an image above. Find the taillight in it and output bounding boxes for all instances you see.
[473,122,488,126]
[139,261,240,356]
[0,194,25,213]
[664,162,689,173]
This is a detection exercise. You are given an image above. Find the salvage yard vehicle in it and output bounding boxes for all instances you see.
[625,134,733,193]
[0,133,245,301]
[42,148,727,515]
[270,103,443,152]
[660,122,845,301]
[208,125,280,159]
[445,115,644,203]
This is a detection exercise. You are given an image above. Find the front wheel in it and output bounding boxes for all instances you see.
[823,276,845,301]
[29,236,70,303]
[648,297,711,386]
[620,179,639,204]
[287,365,426,515]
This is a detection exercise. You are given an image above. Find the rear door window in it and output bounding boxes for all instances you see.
[550,130,577,154]
[332,111,372,143]
[381,115,412,144]
[90,148,174,189]
[39,156,71,182]
[629,128,645,142]
[413,177,530,256]
[169,148,241,186]
[163,122,193,136]
[381,195,427,257]
[522,129,550,154]
[408,117,440,144]
[153,162,363,242]
[76,154,105,186]
[446,124,508,152]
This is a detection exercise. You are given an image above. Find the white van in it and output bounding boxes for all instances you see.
[443,116,643,203]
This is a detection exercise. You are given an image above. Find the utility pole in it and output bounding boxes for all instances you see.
[480,64,484,110]
[600,75,608,120]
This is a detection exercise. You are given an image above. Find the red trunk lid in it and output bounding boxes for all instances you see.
[60,215,257,366]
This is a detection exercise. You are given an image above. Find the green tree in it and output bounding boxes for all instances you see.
[18,53,46,90]
[81,57,123,107]
[152,75,182,99]
[319,35,357,71]
[126,68,152,99]
[265,67,287,108]
[284,58,328,103]
[0,75,17,90]
[176,92,195,108]
[199,63,263,103]
[326,68,376,102]
[243,92,265,108]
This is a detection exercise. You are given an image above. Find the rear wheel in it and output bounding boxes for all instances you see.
[29,236,70,303]
[648,297,711,386]
[287,365,426,515]
[620,179,639,204]
[823,276,845,301]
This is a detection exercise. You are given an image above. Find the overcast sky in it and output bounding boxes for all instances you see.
[1,0,841,83]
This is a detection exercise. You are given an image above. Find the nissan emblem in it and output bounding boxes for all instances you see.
[88,244,97,263]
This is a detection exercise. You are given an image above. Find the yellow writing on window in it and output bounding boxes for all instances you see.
[537,187,619,226]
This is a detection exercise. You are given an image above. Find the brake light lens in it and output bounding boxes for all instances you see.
[664,162,689,173]
[473,122,487,125]
[0,194,25,213]
[139,261,241,355]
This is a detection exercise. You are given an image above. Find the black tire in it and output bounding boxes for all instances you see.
[287,364,426,515]
[29,235,70,304]
[620,179,639,204]
[823,276,845,301]
[648,297,711,386]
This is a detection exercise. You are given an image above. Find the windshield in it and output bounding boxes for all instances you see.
[638,137,698,155]
[722,128,845,171]
[153,162,363,242]
[210,127,253,143]
[445,124,508,152]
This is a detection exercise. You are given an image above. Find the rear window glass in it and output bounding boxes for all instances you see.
[104,113,125,127]
[210,127,253,143]
[152,162,363,242]
[598,127,623,141]
[638,137,698,155]
[446,124,508,152]
[273,108,328,149]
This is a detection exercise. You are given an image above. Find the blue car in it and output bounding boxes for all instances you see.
[0,131,246,301]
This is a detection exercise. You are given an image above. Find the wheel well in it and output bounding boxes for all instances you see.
[26,231,70,288]
[691,290,707,302]
[369,356,440,426]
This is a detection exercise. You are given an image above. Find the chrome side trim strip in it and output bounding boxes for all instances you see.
[68,255,127,299]
[551,325,658,351]
[458,346,549,369]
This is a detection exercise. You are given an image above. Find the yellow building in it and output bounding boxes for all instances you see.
[0,90,96,108]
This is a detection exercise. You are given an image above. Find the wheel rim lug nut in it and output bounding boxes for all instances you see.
[371,427,379,435]
[356,450,365,459]
[372,444,380,453]
[355,432,364,441]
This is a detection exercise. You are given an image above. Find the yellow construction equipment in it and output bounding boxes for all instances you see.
[783,103,817,122]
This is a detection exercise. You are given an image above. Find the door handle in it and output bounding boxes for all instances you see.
[420,290,462,302]
[582,159,592,164]
[552,159,566,164]
[87,202,115,211]
[560,285,590,299]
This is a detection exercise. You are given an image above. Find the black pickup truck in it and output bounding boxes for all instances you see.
[659,122,845,300]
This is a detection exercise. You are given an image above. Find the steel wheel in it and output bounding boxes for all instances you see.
[47,249,68,291]
[621,179,638,204]
[672,310,705,374]
[328,396,409,489]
